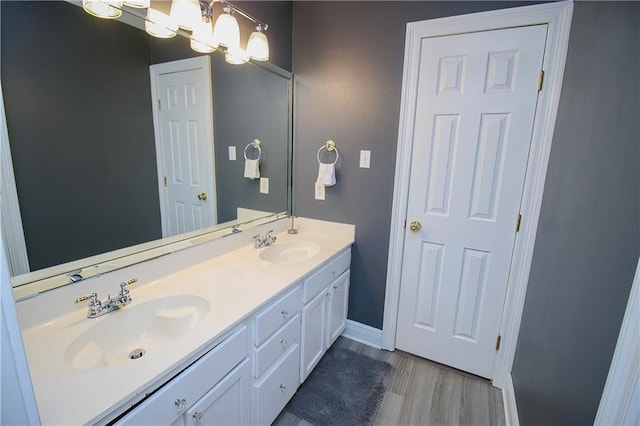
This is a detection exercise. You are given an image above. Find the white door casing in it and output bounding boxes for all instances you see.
[383,1,573,388]
[150,56,217,238]
[395,25,547,379]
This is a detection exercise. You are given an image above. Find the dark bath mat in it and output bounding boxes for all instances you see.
[285,346,393,426]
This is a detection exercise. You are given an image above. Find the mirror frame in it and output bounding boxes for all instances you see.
[3,2,293,300]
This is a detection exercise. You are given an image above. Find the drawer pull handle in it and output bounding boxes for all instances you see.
[279,384,287,392]
[281,309,289,319]
[174,398,186,412]
[333,285,338,289]
[193,412,204,423]
[281,339,289,347]
[326,292,331,297]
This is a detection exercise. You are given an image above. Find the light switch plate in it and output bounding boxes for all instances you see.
[228,146,236,161]
[359,150,371,168]
[260,177,269,194]
[315,182,325,200]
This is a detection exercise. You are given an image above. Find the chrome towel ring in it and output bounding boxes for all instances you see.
[244,139,262,160]
[317,140,339,165]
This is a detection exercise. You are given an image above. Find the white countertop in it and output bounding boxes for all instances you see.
[18,218,354,425]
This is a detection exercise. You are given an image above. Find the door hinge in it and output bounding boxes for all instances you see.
[495,334,502,351]
[403,220,406,229]
[516,214,522,233]
[163,176,167,187]
[537,70,545,92]
[157,98,162,110]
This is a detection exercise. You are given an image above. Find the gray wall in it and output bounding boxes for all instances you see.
[292,1,639,423]
[292,1,540,328]
[511,3,640,425]
[1,1,161,270]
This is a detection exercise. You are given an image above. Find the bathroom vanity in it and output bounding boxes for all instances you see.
[15,218,354,425]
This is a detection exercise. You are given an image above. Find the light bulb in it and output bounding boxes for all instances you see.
[82,0,123,19]
[146,8,178,38]
[191,20,218,53]
[212,7,240,49]
[170,0,202,31]
[247,26,269,61]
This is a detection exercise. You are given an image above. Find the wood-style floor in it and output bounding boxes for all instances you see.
[274,337,505,426]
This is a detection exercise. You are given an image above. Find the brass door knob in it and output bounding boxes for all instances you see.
[197,192,207,201]
[409,221,422,232]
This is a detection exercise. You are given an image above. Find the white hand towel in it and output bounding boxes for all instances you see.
[244,159,260,179]
[316,163,336,186]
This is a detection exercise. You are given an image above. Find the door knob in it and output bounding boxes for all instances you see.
[409,221,422,232]
[197,192,207,201]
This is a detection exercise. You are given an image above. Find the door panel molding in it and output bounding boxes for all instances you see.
[383,1,573,388]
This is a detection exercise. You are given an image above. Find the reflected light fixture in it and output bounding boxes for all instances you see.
[170,0,202,31]
[82,0,123,19]
[145,8,178,38]
[212,6,240,49]
[225,47,249,65]
[191,20,218,53]
[247,24,269,61]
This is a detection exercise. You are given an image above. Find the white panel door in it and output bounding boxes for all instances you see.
[154,59,216,237]
[396,25,547,379]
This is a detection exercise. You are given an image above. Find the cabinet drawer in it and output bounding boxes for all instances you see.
[303,249,351,303]
[253,346,300,426]
[118,326,249,425]
[254,285,301,347]
[254,314,300,379]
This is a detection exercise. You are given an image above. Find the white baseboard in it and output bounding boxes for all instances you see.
[341,320,383,349]
[502,373,520,426]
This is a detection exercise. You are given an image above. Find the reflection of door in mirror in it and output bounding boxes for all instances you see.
[150,57,217,237]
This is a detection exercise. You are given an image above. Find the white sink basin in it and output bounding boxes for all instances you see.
[64,295,209,370]
[258,241,321,264]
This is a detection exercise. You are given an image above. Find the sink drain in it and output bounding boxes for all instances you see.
[129,348,145,360]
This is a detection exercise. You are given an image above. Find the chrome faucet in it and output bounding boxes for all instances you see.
[74,278,137,318]
[253,230,277,248]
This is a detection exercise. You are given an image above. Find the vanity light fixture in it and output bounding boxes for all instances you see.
[83,0,270,64]
[247,24,269,61]
[211,6,240,49]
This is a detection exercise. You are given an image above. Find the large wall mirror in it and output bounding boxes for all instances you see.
[1,0,292,297]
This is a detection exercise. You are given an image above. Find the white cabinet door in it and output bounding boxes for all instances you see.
[300,289,329,382]
[326,271,350,348]
[184,360,251,426]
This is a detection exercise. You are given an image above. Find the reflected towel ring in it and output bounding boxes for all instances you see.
[317,140,339,165]
[244,139,262,160]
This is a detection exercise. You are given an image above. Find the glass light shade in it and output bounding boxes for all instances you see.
[212,11,240,49]
[247,30,269,61]
[146,8,178,38]
[225,47,249,65]
[191,21,218,53]
[82,0,123,19]
[123,0,150,7]
[170,0,202,31]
